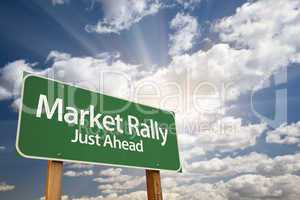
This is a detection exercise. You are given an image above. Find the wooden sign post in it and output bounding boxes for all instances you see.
[45,161,63,200]
[146,170,163,200]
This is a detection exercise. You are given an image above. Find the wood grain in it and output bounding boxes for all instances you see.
[45,160,63,200]
[146,170,163,200]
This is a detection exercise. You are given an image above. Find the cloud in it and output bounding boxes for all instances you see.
[176,0,202,10]
[178,117,267,168]
[169,13,199,56]
[0,51,140,110]
[0,60,37,101]
[40,195,69,200]
[51,0,69,6]
[225,174,300,200]
[99,168,122,177]
[93,174,132,184]
[189,117,267,153]
[188,152,300,177]
[93,168,144,195]
[47,51,72,62]
[0,87,11,100]
[0,146,6,151]
[0,182,15,192]
[71,191,146,200]
[63,174,300,200]
[97,176,144,195]
[85,0,162,34]
[64,163,94,169]
[215,0,300,68]
[256,153,300,176]
[266,122,300,145]
[165,174,300,200]
[64,170,94,177]
[130,0,300,131]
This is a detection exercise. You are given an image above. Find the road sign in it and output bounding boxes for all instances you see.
[16,74,181,172]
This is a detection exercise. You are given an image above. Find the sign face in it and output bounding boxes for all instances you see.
[16,74,181,172]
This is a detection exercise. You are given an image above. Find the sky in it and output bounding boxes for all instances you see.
[0,0,300,199]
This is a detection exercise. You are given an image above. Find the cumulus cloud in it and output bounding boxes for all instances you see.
[169,13,199,56]
[0,51,140,110]
[0,182,15,192]
[0,60,37,101]
[0,87,11,100]
[225,174,300,200]
[85,0,162,34]
[178,116,267,167]
[93,168,144,195]
[100,168,122,177]
[167,0,300,103]
[256,153,300,176]
[64,191,146,200]
[190,117,266,153]
[215,0,300,68]
[97,176,144,195]
[61,174,300,200]
[64,170,94,177]
[266,122,300,145]
[188,152,300,177]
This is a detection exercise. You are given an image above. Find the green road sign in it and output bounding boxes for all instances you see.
[16,74,181,172]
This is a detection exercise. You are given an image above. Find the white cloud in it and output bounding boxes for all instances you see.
[93,168,144,195]
[0,146,6,151]
[169,13,199,56]
[215,0,300,68]
[225,174,300,200]
[192,117,267,152]
[99,168,122,177]
[0,51,140,110]
[0,182,15,192]
[47,51,72,62]
[85,0,162,34]
[40,195,69,200]
[179,117,267,164]
[92,153,296,199]
[64,163,94,169]
[97,176,144,195]
[72,191,146,200]
[266,122,300,145]
[64,170,94,177]
[176,0,202,10]
[256,153,300,176]
[94,174,132,184]
[0,60,37,101]
[188,152,300,177]
[69,174,300,200]
[0,87,11,100]
[51,0,69,6]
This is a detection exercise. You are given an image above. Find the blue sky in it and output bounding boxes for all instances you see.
[1,0,300,199]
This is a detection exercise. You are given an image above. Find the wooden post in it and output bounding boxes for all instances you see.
[146,170,163,200]
[45,160,63,200]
